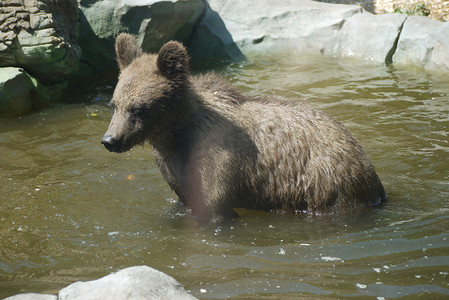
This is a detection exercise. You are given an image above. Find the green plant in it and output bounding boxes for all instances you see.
[394,3,430,16]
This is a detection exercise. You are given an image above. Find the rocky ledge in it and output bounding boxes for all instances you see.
[0,0,448,111]
[4,266,198,300]
[203,0,449,72]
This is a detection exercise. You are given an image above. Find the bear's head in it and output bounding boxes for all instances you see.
[101,33,191,153]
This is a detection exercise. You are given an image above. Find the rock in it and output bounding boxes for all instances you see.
[58,266,197,300]
[0,67,33,115]
[330,13,406,64]
[186,1,245,68]
[205,0,363,55]
[0,67,66,115]
[77,0,205,73]
[30,74,68,107]
[0,0,81,83]
[393,16,449,72]
[204,0,449,72]
[3,293,57,300]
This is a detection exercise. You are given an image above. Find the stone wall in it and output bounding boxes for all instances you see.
[0,0,81,82]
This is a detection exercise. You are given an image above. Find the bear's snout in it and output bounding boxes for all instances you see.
[101,135,119,153]
[101,134,134,153]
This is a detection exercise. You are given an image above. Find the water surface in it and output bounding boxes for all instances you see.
[1,54,448,299]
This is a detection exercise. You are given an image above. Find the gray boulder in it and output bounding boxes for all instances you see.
[77,0,205,73]
[0,67,33,115]
[186,0,245,68]
[204,0,449,72]
[394,16,449,72]
[0,67,66,115]
[205,0,364,55]
[58,265,197,300]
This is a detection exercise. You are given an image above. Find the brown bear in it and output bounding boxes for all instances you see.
[101,33,386,221]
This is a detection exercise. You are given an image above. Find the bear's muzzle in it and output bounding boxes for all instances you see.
[101,135,126,153]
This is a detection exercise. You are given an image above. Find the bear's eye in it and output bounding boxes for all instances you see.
[130,107,147,117]
[109,102,116,112]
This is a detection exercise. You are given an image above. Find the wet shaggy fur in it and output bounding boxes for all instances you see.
[102,33,387,220]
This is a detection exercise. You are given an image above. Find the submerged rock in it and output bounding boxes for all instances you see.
[3,293,57,300]
[3,266,197,300]
[58,266,197,300]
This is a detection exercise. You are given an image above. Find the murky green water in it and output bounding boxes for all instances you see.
[1,54,448,299]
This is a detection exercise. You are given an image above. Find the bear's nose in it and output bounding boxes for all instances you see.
[101,135,116,152]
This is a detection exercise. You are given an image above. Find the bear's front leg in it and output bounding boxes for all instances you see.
[180,147,239,222]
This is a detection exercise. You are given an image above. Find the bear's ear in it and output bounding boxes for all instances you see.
[156,41,190,83]
[115,33,143,71]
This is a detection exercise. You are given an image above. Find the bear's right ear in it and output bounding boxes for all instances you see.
[115,33,143,71]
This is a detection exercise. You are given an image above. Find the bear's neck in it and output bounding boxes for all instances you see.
[149,84,201,155]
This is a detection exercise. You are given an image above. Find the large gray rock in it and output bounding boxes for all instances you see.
[58,266,197,300]
[206,0,363,55]
[394,16,449,72]
[204,0,449,72]
[0,0,81,83]
[186,0,244,68]
[77,0,205,73]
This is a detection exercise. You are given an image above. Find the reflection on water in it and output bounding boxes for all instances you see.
[0,54,448,299]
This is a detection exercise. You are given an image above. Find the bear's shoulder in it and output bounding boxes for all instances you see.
[192,72,248,106]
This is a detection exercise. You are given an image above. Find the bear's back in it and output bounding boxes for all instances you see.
[240,100,385,213]
[191,80,385,214]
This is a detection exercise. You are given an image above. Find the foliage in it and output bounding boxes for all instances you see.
[394,3,431,17]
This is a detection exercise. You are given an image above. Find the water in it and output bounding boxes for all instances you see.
[1,54,448,299]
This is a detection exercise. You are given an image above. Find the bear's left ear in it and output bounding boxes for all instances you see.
[115,33,143,71]
[157,41,190,83]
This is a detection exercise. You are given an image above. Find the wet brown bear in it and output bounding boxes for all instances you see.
[102,33,386,220]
